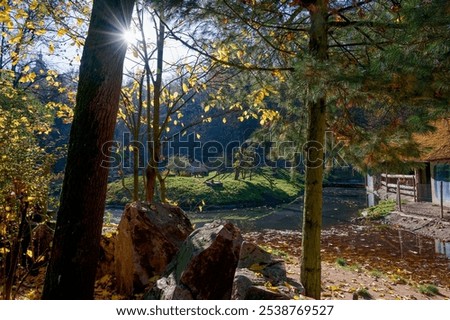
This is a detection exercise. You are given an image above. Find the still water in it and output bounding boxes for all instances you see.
[188,187,367,231]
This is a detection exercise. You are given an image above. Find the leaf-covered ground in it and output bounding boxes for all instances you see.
[11,223,449,300]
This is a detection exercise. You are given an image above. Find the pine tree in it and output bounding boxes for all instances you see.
[169,0,450,298]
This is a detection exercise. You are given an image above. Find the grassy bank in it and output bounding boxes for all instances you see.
[360,199,396,220]
[106,170,302,210]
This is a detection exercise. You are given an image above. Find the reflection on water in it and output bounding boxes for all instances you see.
[248,225,450,286]
[324,226,450,281]
[366,192,379,207]
[435,239,450,259]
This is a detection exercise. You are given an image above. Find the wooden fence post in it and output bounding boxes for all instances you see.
[397,179,402,212]
[441,181,444,219]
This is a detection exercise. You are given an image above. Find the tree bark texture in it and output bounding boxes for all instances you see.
[42,0,134,299]
[300,0,328,300]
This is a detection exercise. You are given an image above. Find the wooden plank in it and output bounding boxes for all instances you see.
[387,188,415,196]
[381,173,415,179]
[385,183,415,191]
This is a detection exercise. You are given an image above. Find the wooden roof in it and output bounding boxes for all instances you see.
[414,118,450,162]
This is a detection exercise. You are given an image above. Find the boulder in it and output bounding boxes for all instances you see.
[232,242,303,299]
[31,223,53,262]
[145,221,243,300]
[114,202,193,295]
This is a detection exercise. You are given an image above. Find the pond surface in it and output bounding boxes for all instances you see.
[188,187,368,231]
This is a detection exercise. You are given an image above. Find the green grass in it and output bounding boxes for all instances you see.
[418,284,439,296]
[356,287,373,300]
[336,257,347,267]
[369,269,384,279]
[335,257,362,272]
[361,199,396,220]
[106,170,302,210]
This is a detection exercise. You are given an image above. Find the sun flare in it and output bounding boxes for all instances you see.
[122,29,139,45]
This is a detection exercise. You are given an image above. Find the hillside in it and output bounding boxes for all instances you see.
[106,170,302,210]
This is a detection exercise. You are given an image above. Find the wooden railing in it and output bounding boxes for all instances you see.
[380,173,416,201]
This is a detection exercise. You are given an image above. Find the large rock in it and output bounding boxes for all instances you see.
[115,202,193,295]
[146,221,243,300]
[232,242,303,299]
[31,223,53,262]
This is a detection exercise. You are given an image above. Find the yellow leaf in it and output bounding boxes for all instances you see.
[249,263,265,272]
[328,285,340,292]
[182,83,189,93]
[264,281,279,293]
[196,133,201,139]
[34,29,46,36]
[30,0,39,10]
[49,42,55,54]
[19,72,36,83]
[26,249,33,258]
[0,12,11,24]
[204,105,210,112]
[9,32,22,44]
[222,117,227,124]
[26,21,35,30]
[57,28,67,37]
[23,65,30,73]
[16,9,29,20]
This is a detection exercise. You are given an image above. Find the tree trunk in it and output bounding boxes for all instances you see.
[156,171,167,203]
[145,13,164,203]
[42,0,134,299]
[132,140,140,201]
[4,199,28,300]
[300,0,328,300]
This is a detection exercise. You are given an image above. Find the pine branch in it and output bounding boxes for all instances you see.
[156,12,295,72]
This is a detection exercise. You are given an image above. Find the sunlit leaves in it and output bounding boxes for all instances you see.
[182,82,189,93]
[18,72,36,83]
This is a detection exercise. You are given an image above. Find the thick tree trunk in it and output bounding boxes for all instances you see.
[42,0,134,299]
[300,0,328,300]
